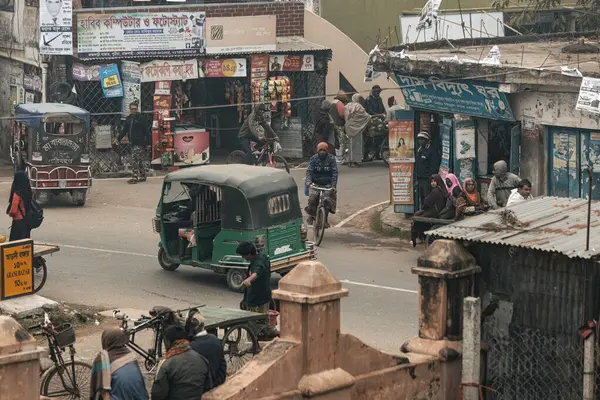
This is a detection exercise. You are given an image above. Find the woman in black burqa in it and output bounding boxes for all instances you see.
[7,171,33,241]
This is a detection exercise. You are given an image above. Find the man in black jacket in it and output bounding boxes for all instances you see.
[364,85,386,116]
[415,131,440,206]
[187,311,227,389]
[116,101,149,184]
[152,325,211,400]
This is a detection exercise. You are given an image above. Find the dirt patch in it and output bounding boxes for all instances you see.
[370,209,412,240]
[15,302,106,332]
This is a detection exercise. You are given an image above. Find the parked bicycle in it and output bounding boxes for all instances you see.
[28,313,91,399]
[226,139,290,173]
[311,185,335,246]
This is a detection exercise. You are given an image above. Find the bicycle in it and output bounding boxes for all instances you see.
[114,305,204,372]
[311,185,335,247]
[226,139,290,173]
[29,313,91,399]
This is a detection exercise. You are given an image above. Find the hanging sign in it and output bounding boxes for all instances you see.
[250,55,269,85]
[389,164,414,205]
[396,74,515,121]
[455,119,476,160]
[576,77,600,114]
[201,59,247,78]
[40,0,73,55]
[121,61,141,116]
[77,12,205,59]
[388,120,415,162]
[155,81,172,95]
[140,60,199,83]
[269,55,314,72]
[24,75,43,93]
[99,64,123,98]
[1,239,34,300]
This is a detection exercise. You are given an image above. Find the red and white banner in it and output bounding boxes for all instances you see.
[140,60,199,82]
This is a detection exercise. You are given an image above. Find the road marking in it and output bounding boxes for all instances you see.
[340,279,418,294]
[56,244,417,294]
[334,201,389,228]
[58,244,155,258]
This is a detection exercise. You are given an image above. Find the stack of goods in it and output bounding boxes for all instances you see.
[226,80,251,123]
[366,115,388,137]
[252,76,293,127]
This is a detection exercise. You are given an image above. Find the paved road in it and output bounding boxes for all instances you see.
[0,163,420,353]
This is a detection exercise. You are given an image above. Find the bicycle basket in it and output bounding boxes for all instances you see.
[54,323,76,348]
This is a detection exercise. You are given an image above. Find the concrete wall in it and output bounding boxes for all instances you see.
[303,10,404,103]
[509,89,600,196]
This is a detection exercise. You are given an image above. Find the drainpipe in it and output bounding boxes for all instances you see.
[584,330,595,400]
[41,63,48,103]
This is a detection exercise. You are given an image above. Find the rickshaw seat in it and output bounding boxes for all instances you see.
[150,306,173,316]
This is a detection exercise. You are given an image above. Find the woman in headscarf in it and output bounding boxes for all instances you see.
[314,100,336,155]
[7,171,33,241]
[90,328,148,400]
[437,173,462,220]
[456,177,487,220]
[343,94,371,167]
[410,174,448,247]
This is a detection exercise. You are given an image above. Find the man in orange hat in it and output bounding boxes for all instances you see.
[305,142,338,226]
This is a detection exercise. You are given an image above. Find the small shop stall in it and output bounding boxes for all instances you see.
[387,74,520,214]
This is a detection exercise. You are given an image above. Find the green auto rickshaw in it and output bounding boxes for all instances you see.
[153,164,316,292]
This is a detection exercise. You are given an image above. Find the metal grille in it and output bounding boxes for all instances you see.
[482,323,592,400]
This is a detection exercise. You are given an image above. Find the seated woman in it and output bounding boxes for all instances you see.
[455,178,487,220]
[438,173,462,220]
[411,174,447,247]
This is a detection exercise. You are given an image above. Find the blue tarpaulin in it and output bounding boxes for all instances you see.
[15,103,91,129]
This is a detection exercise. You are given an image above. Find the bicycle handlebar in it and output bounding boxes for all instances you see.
[310,185,334,191]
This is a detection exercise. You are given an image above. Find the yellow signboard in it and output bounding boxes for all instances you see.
[103,74,120,88]
[1,239,34,300]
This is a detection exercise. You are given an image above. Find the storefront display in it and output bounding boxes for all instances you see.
[252,76,292,126]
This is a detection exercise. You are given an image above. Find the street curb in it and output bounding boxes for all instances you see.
[379,205,412,233]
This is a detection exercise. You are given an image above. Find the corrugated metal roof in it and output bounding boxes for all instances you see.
[428,196,600,259]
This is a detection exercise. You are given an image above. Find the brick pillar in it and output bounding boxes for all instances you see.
[272,260,349,375]
[0,316,46,400]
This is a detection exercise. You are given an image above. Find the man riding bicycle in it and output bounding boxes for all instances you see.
[305,142,338,226]
[238,103,280,165]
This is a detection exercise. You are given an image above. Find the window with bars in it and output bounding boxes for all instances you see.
[268,194,291,216]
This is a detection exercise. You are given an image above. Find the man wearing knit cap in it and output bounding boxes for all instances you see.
[415,131,440,206]
[305,142,338,225]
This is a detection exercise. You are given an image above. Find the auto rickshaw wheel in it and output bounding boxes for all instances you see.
[226,269,247,293]
[72,190,87,206]
[158,247,179,271]
[226,150,247,165]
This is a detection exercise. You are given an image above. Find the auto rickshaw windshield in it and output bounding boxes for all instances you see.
[163,181,191,204]
[43,121,84,136]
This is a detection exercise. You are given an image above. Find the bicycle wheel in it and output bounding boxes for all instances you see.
[226,150,247,165]
[222,324,259,376]
[32,256,48,294]
[261,154,290,173]
[41,361,92,399]
[314,207,327,247]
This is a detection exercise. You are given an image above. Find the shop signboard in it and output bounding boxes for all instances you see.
[201,59,247,78]
[576,77,600,114]
[40,0,73,55]
[205,16,276,54]
[77,12,206,59]
[24,75,43,93]
[395,74,515,121]
[389,163,414,205]
[95,125,113,150]
[99,64,123,98]
[140,60,199,82]
[268,55,314,72]
[72,63,111,81]
[121,61,141,116]
[250,55,269,85]
[388,119,415,163]
[273,118,303,159]
[1,239,34,300]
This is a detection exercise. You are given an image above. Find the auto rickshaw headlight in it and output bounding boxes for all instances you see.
[300,223,307,240]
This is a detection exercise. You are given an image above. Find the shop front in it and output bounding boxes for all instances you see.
[71,10,330,173]
[389,74,519,214]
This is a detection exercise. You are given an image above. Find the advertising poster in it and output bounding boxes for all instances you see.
[269,55,314,72]
[121,61,141,116]
[99,64,123,98]
[552,132,577,198]
[250,55,269,85]
[140,59,199,82]
[1,239,34,300]
[389,163,414,205]
[77,12,205,59]
[153,95,172,128]
[388,120,415,162]
[439,122,452,177]
[155,81,172,96]
[455,120,476,160]
[201,59,247,78]
[40,0,73,55]
[576,77,600,114]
